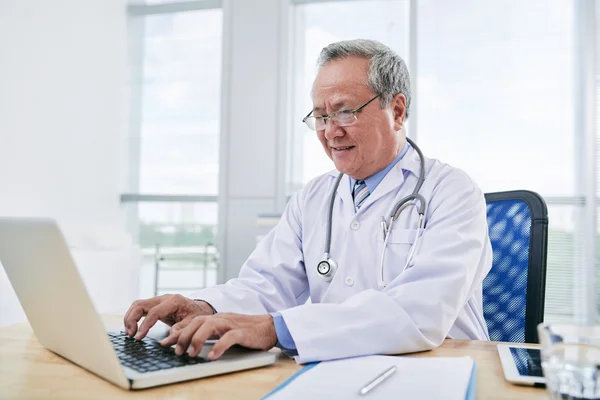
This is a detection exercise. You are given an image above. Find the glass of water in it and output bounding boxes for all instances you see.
[538,323,600,400]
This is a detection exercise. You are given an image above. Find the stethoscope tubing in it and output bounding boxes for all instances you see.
[319,137,427,285]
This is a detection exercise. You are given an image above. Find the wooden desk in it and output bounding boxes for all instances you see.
[0,315,547,399]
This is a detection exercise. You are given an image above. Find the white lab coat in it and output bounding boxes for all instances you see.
[193,146,492,364]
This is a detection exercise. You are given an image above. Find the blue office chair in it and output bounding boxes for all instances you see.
[483,191,548,343]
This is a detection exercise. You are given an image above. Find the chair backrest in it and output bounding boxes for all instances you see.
[483,191,548,343]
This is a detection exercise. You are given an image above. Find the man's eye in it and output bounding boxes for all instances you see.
[338,110,353,115]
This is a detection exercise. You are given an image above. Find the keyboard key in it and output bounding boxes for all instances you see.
[108,332,211,373]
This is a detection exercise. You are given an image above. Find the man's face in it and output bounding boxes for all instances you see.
[311,56,406,180]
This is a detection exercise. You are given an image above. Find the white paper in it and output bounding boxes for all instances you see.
[267,355,474,400]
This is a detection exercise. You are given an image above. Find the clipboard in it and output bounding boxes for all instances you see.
[263,358,477,400]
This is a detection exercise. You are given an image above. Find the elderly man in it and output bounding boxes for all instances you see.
[124,39,492,364]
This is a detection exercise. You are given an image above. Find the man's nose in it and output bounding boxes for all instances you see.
[323,119,344,141]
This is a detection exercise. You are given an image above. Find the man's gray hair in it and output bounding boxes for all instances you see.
[316,39,411,118]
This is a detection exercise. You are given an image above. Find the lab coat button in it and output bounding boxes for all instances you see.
[350,221,360,230]
[345,276,354,286]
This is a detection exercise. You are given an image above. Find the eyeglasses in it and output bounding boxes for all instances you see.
[302,94,380,131]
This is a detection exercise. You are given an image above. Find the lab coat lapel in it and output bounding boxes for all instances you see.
[358,146,422,210]
[327,170,354,213]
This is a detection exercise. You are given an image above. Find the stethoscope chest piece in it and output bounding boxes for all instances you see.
[317,255,337,281]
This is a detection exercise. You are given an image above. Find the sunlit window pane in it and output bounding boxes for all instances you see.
[417,0,574,196]
[131,9,222,195]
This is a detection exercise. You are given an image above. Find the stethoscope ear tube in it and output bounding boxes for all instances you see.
[323,174,344,257]
[390,193,426,221]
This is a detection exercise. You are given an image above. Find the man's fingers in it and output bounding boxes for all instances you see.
[135,300,177,340]
[124,301,151,336]
[160,329,181,347]
[207,330,242,360]
[186,318,229,358]
[124,301,143,335]
[171,315,194,332]
[159,316,194,347]
[123,297,165,336]
[174,316,208,355]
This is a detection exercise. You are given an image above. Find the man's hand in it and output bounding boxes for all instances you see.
[123,294,214,340]
[159,313,278,361]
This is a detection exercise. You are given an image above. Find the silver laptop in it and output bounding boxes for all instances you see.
[0,217,277,390]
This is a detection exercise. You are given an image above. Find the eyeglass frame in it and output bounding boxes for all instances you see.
[302,94,381,131]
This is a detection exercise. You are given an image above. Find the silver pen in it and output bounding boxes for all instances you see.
[359,365,397,396]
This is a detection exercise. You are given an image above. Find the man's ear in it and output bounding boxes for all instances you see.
[391,93,407,131]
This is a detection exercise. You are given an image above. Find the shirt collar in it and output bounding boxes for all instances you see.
[349,140,410,193]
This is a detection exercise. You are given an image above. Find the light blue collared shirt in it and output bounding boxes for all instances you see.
[271,140,411,353]
[349,140,410,197]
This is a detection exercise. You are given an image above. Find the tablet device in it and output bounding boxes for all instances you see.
[497,344,546,386]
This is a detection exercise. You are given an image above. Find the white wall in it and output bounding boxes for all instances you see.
[0,0,127,227]
[0,0,137,326]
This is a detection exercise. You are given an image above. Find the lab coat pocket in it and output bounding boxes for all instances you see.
[382,228,418,244]
[378,228,419,282]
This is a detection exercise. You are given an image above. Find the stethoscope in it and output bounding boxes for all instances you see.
[316,137,428,289]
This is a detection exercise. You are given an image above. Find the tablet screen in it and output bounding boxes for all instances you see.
[509,347,543,377]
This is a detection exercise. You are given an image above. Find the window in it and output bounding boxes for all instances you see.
[136,202,219,296]
[289,0,595,323]
[125,1,222,297]
[416,0,580,323]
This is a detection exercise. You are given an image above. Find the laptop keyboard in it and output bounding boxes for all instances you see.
[108,332,209,373]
